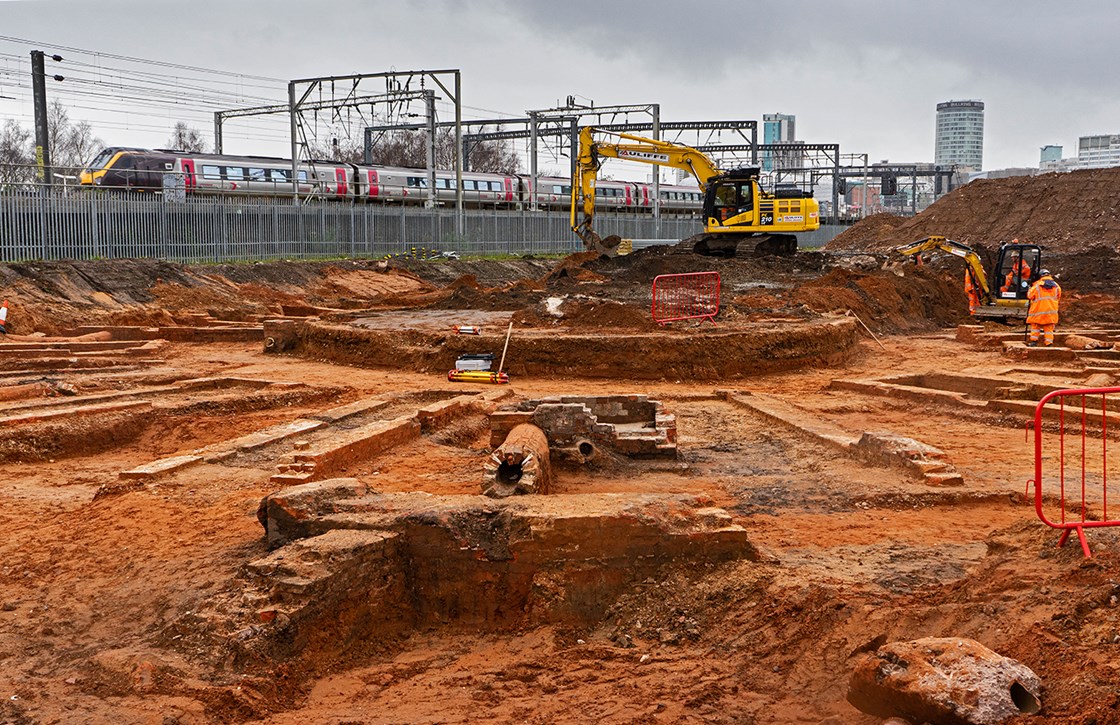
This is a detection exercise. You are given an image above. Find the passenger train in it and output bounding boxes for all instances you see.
[78,147,704,213]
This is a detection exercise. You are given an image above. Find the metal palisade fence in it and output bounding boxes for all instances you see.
[0,190,707,263]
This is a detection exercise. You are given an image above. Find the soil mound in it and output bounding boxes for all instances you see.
[828,213,907,251]
[793,265,964,332]
[512,295,660,331]
[540,251,609,286]
[827,167,1120,252]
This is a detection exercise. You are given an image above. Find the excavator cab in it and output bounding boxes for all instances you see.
[993,243,1042,302]
[708,179,754,225]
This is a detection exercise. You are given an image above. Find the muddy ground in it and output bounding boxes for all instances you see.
[1,248,1120,724]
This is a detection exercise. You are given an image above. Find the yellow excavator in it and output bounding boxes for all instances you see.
[895,235,1044,322]
[571,127,820,257]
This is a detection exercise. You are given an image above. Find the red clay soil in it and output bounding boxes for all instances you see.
[5,250,1120,723]
[512,297,662,331]
[793,266,967,333]
[0,249,973,342]
[6,335,1120,724]
[828,166,1120,252]
[0,258,557,336]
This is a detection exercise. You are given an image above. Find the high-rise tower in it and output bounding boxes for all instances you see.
[934,100,984,171]
[763,113,799,171]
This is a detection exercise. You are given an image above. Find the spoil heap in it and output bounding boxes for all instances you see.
[828,167,1120,252]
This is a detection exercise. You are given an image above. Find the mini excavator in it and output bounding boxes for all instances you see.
[895,235,1044,322]
[571,127,820,257]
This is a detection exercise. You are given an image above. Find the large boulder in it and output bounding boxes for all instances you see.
[847,637,1041,725]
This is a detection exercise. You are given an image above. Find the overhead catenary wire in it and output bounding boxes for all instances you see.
[0,35,529,163]
[0,35,297,156]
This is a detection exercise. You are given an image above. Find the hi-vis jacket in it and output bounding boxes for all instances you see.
[1027,275,1061,325]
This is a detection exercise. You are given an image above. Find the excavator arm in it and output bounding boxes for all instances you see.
[895,235,993,301]
[571,127,722,255]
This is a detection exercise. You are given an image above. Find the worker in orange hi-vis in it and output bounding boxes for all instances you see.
[1026,269,1061,347]
[999,239,1032,294]
[0,299,8,334]
[963,269,980,315]
[1001,259,1032,294]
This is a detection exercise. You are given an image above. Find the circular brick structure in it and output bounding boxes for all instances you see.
[264,311,860,380]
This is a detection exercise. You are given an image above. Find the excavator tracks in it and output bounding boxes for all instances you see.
[678,233,798,258]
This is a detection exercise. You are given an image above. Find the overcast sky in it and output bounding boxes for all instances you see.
[1,0,1117,173]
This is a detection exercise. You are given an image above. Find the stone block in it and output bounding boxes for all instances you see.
[118,454,203,480]
[848,637,1041,724]
[257,478,371,546]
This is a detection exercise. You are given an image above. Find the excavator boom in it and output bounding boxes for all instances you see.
[895,235,993,299]
[572,128,721,255]
[894,235,1044,322]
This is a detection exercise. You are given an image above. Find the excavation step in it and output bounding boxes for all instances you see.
[721,390,964,486]
[0,400,152,427]
[248,480,757,657]
[831,372,1120,426]
[0,377,293,417]
[119,454,203,481]
[62,325,265,343]
[264,315,860,380]
[309,397,393,424]
[271,416,421,485]
[119,418,329,480]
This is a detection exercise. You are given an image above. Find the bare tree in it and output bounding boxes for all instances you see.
[0,119,34,186]
[307,137,365,164]
[365,129,520,174]
[466,138,520,175]
[167,122,208,153]
[47,100,104,179]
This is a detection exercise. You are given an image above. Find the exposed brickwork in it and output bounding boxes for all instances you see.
[490,395,677,459]
[250,483,758,648]
[272,416,421,485]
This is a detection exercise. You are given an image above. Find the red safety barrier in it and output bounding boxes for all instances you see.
[1029,386,1120,557]
[651,272,720,325]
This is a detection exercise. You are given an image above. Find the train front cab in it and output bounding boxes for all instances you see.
[79,148,167,191]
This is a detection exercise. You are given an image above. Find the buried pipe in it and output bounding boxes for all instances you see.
[574,438,596,463]
[482,423,552,498]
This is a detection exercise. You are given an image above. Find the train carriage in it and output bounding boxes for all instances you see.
[183,155,350,199]
[354,166,516,206]
[78,145,704,215]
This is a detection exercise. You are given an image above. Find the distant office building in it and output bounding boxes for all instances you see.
[763,113,800,171]
[764,113,795,144]
[845,181,881,217]
[1077,134,1120,168]
[934,100,984,171]
[1040,145,1063,166]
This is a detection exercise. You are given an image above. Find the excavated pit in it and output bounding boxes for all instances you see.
[241,394,721,665]
[13,254,1120,723]
[263,310,860,380]
[249,481,759,667]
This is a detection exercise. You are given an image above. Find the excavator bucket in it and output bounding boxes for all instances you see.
[579,230,622,258]
[595,234,623,257]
